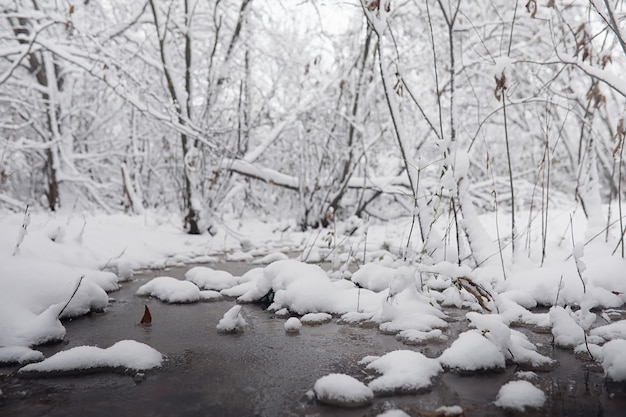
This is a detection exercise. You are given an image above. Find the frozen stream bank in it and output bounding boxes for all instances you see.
[1,263,626,417]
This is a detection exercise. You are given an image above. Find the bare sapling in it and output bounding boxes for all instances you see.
[57,275,85,318]
[569,215,587,294]
[13,204,30,256]
[614,116,625,257]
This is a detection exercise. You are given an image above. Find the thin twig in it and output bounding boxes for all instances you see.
[58,275,85,318]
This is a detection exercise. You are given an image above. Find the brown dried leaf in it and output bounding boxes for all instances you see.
[367,0,379,11]
[601,55,613,69]
[140,305,152,325]
[582,47,589,62]
[525,0,537,18]
[494,73,507,101]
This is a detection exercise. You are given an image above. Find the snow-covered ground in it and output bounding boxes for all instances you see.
[1,207,626,414]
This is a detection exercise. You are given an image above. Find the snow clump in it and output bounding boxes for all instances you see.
[301,312,332,325]
[549,306,586,348]
[313,373,373,408]
[439,330,506,372]
[362,350,442,394]
[136,276,221,303]
[0,346,44,365]
[238,259,381,314]
[19,340,163,374]
[375,410,410,417]
[217,305,247,333]
[494,380,546,411]
[284,317,302,333]
[601,339,626,381]
[184,266,236,290]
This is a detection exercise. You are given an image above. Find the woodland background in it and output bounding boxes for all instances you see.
[1,0,626,263]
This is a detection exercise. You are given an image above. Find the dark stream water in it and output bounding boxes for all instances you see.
[1,263,625,417]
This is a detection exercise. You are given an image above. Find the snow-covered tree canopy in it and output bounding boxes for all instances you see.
[1,0,625,242]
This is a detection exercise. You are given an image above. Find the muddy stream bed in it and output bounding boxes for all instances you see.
[1,262,626,416]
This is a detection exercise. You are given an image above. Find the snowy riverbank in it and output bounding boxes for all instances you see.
[1,208,626,415]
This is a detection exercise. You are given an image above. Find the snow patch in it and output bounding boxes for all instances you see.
[439,330,506,372]
[313,373,373,408]
[284,317,302,333]
[601,339,626,381]
[365,350,442,394]
[19,340,163,374]
[494,380,546,411]
[136,276,219,303]
[185,266,236,290]
[0,346,44,365]
[216,305,246,332]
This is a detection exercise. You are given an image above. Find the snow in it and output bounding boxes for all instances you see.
[284,317,302,333]
[185,266,236,290]
[435,405,464,416]
[396,329,447,345]
[238,259,382,314]
[439,330,506,372]
[601,339,626,381]
[351,262,397,292]
[549,306,586,348]
[362,350,442,394]
[0,346,43,365]
[2,209,626,411]
[590,319,626,341]
[516,371,537,380]
[0,256,109,319]
[300,312,332,324]
[313,373,373,408]
[1,301,67,347]
[252,252,289,264]
[494,380,546,411]
[376,410,410,417]
[466,311,553,367]
[19,340,163,373]
[493,56,512,78]
[216,305,247,332]
[136,276,221,303]
[220,267,263,297]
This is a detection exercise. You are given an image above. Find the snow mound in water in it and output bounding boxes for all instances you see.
[466,312,553,367]
[439,330,506,372]
[494,380,546,411]
[252,252,289,264]
[375,411,410,417]
[1,301,67,347]
[601,339,626,381]
[549,306,586,348]
[313,373,373,408]
[238,259,381,314]
[351,263,397,292]
[362,350,441,394]
[0,346,44,365]
[301,312,332,324]
[0,256,109,319]
[19,340,163,374]
[185,266,236,290]
[136,276,220,303]
[284,317,301,333]
[217,305,246,332]
[590,319,626,341]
